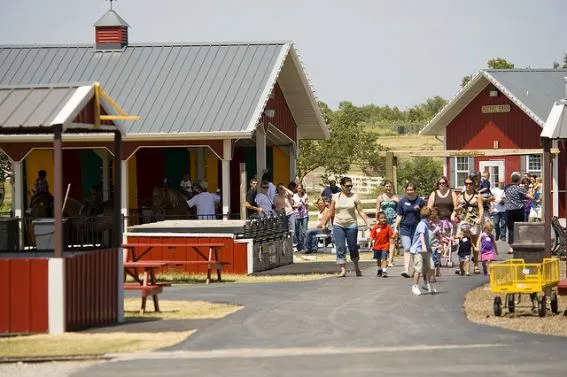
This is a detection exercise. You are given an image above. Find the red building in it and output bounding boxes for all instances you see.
[421,69,567,218]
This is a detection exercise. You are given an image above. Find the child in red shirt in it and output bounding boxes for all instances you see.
[369,211,394,277]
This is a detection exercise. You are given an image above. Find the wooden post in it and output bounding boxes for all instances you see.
[240,163,247,220]
[542,138,552,258]
[53,125,63,258]
[113,131,122,248]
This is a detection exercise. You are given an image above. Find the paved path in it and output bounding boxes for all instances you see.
[73,247,566,377]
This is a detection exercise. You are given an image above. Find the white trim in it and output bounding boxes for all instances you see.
[0,131,253,143]
[235,238,254,274]
[48,258,66,334]
[245,43,291,133]
[552,140,559,216]
[526,154,542,176]
[443,130,448,178]
[121,160,129,244]
[12,161,24,248]
[124,232,237,238]
[221,139,232,218]
[52,85,94,127]
[124,144,222,162]
[454,156,470,189]
[541,100,567,139]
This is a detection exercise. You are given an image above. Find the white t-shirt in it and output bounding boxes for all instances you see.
[187,192,220,219]
[267,182,277,203]
[492,186,506,213]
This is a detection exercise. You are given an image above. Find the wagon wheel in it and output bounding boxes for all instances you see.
[493,296,502,317]
[550,292,559,314]
[507,294,515,313]
[538,296,547,317]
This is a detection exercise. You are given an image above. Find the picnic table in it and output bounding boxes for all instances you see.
[124,261,170,315]
[122,242,228,283]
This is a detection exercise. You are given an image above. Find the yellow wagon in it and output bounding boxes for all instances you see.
[489,258,560,317]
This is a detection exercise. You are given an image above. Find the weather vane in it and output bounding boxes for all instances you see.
[106,0,116,10]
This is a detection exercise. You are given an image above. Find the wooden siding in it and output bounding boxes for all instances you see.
[65,249,118,331]
[446,84,542,150]
[95,26,127,45]
[261,82,297,143]
[0,258,49,334]
[126,236,247,274]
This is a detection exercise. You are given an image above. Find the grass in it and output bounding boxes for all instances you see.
[147,271,333,284]
[464,260,567,337]
[124,298,243,320]
[0,331,193,358]
[376,134,444,151]
[0,298,243,358]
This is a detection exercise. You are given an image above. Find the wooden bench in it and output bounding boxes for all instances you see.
[122,242,228,283]
[124,261,169,314]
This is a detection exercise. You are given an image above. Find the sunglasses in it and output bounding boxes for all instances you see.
[344,185,353,188]
[438,182,447,185]
[465,182,473,185]
[261,185,269,189]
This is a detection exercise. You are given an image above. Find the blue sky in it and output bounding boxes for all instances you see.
[0,0,565,109]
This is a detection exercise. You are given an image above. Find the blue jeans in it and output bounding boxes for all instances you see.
[287,213,296,240]
[295,217,308,251]
[304,228,330,253]
[333,225,359,264]
[492,211,507,241]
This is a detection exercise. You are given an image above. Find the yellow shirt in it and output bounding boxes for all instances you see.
[332,192,359,227]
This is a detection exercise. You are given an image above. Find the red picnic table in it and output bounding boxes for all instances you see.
[124,261,170,315]
[122,242,228,284]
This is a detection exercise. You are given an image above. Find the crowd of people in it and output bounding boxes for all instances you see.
[245,170,542,296]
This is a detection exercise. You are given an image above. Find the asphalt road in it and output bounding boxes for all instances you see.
[72,250,567,377]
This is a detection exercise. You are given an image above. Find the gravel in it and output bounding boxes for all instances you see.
[0,361,100,377]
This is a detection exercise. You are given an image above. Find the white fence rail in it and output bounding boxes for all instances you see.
[302,175,383,195]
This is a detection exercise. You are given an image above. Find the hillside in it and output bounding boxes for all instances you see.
[377,135,444,152]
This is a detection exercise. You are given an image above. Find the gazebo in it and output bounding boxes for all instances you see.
[0,82,138,334]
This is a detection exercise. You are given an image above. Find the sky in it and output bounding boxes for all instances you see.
[0,0,565,110]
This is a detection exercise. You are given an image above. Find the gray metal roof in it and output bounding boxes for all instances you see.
[0,85,78,129]
[484,69,567,124]
[0,43,290,135]
[94,10,130,27]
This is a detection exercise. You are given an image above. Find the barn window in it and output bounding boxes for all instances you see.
[526,154,542,177]
[455,157,469,187]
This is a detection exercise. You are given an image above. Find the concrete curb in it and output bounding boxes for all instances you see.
[0,354,112,364]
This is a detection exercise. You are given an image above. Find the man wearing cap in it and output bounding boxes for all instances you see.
[186,184,221,220]
[321,178,341,201]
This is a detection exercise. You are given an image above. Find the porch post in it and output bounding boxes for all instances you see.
[12,160,24,248]
[53,125,63,258]
[113,131,123,247]
[542,138,552,258]
[288,145,297,182]
[101,150,110,201]
[221,139,232,219]
[121,160,128,242]
[256,124,266,180]
[552,141,559,216]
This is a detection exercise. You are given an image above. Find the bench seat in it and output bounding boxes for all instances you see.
[123,283,163,295]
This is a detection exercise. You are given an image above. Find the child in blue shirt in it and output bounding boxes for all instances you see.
[409,207,436,295]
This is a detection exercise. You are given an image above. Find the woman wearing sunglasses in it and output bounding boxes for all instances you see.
[454,175,484,274]
[428,176,458,273]
[322,176,373,277]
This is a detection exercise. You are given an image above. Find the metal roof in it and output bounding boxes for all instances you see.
[421,69,567,136]
[93,10,130,27]
[541,98,567,139]
[0,42,328,139]
[0,83,123,133]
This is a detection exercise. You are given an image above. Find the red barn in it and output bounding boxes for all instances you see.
[421,69,567,218]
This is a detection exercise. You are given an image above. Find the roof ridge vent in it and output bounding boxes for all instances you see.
[94,2,129,51]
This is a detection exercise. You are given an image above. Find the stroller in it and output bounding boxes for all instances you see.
[439,220,455,268]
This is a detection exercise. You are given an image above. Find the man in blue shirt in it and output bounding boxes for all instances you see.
[321,179,341,201]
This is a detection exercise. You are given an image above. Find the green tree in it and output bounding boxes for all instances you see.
[487,58,514,69]
[461,74,473,88]
[396,157,443,196]
[0,153,9,181]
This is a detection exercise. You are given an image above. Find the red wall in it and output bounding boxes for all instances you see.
[0,258,48,334]
[446,84,542,150]
[261,82,297,143]
[126,236,248,274]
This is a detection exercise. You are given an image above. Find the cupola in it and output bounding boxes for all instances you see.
[94,7,130,50]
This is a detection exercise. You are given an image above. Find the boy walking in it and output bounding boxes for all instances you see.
[409,207,436,295]
[369,211,394,278]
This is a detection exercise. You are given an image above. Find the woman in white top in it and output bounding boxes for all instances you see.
[293,184,309,252]
[322,176,372,277]
[274,183,296,236]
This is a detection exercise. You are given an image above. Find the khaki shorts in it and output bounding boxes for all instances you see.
[409,252,432,276]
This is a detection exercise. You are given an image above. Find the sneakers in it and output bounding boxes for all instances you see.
[411,285,422,296]
[382,271,388,278]
[424,283,437,294]
[401,272,410,278]
[388,262,394,267]
[376,269,383,277]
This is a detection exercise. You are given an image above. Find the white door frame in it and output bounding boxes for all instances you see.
[479,160,505,187]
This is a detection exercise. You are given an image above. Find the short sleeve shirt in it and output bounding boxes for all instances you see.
[369,223,393,250]
[396,196,426,237]
[504,184,527,211]
[245,189,257,217]
[410,219,429,254]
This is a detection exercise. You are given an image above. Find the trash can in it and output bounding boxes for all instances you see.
[510,222,546,263]
[0,217,19,252]
[32,218,67,251]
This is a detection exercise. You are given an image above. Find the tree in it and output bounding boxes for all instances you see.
[0,152,9,181]
[461,74,473,88]
[487,58,514,69]
[396,157,443,196]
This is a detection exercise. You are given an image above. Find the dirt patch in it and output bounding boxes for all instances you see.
[124,299,243,320]
[465,261,567,337]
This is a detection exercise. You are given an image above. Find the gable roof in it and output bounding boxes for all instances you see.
[0,42,328,140]
[94,10,130,27]
[421,69,567,136]
[0,82,124,133]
